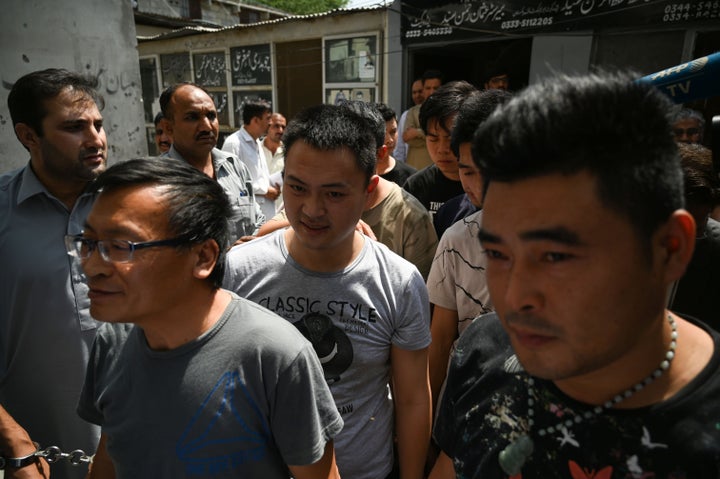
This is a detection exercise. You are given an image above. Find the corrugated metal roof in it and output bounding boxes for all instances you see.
[137,5,386,42]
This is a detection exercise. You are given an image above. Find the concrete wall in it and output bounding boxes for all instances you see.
[0,0,146,174]
[384,0,403,116]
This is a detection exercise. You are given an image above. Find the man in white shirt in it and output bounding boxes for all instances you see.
[222,99,279,221]
[262,112,286,212]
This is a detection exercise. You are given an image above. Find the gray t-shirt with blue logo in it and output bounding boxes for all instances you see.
[78,293,342,478]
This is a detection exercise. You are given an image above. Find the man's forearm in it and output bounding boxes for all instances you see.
[395,398,431,479]
[0,406,49,478]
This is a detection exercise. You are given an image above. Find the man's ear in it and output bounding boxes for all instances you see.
[192,239,220,281]
[14,123,40,150]
[363,175,380,210]
[656,210,696,283]
[377,145,387,160]
[366,174,380,194]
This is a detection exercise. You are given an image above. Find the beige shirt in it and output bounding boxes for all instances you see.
[403,104,433,170]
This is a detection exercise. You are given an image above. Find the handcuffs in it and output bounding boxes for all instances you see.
[0,441,40,469]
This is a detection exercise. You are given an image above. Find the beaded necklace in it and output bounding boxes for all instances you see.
[498,314,678,476]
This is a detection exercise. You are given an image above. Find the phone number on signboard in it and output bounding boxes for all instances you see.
[405,26,454,38]
[501,17,553,29]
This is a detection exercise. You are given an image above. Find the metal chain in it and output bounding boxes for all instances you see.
[35,446,93,466]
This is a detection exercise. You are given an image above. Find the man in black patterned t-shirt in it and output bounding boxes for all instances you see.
[431,72,720,479]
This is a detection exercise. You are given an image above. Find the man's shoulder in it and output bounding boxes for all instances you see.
[396,185,432,217]
[213,149,250,175]
[222,129,242,144]
[394,160,417,175]
[405,104,422,125]
[440,209,484,242]
[0,166,25,197]
[457,312,505,346]
[451,312,511,374]
[404,165,436,186]
[226,294,309,346]
[227,232,283,266]
[443,193,465,207]
[364,235,422,276]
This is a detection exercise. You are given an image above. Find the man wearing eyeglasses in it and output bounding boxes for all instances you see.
[69,158,343,479]
[0,68,105,479]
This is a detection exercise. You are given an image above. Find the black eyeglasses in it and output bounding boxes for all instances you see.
[64,235,190,263]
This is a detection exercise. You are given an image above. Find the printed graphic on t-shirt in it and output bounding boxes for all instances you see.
[256,295,381,385]
[177,371,270,475]
[456,354,688,478]
[294,312,353,384]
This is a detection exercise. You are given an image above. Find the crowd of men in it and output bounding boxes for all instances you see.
[0,65,719,479]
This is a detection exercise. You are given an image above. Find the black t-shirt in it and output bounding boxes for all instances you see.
[433,193,478,238]
[435,313,720,478]
[402,165,464,218]
[671,218,720,331]
[381,160,417,187]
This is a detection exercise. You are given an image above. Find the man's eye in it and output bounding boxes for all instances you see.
[108,240,132,251]
[543,252,572,263]
[483,249,507,260]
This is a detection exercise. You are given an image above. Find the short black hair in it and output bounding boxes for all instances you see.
[90,157,233,288]
[473,71,683,245]
[154,111,165,126]
[419,80,478,133]
[450,89,513,157]
[678,143,718,207]
[422,69,444,85]
[375,103,397,123]
[482,61,509,84]
[159,82,211,120]
[283,104,377,185]
[8,68,103,138]
[241,98,272,125]
[338,100,385,150]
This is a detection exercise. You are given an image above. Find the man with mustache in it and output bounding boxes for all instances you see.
[0,68,106,479]
[431,72,720,478]
[161,83,263,241]
[153,111,172,154]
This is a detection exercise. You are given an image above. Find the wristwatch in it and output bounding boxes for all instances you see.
[0,442,40,469]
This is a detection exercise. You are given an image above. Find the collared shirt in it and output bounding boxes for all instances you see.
[393,109,409,163]
[0,163,100,478]
[222,127,276,220]
[262,141,285,212]
[262,141,285,177]
[166,146,265,238]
